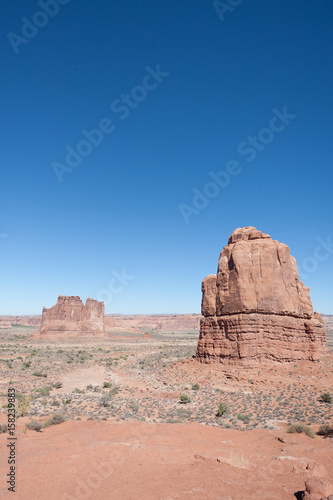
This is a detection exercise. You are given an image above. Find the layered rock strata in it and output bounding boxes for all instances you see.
[196,227,328,363]
[35,296,105,337]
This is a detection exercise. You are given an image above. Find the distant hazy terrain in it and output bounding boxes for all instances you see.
[0,313,332,351]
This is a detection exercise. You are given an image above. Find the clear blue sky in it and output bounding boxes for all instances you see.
[1,0,332,315]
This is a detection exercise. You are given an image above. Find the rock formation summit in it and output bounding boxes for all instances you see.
[196,227,328,363]
[34,296,105,338]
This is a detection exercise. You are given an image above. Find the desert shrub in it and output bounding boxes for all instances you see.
[25,420,42,432]
[216,402,228,417]
[35,386,51,397]
[32,371,47,378]
[317,424,333,437]
[129,400,139,413]
[42,412,66,428]
[22,361,31,369]
[54,382,63,389]
[51,399,60,406]
[72,388,84,394]
[62,398,72,404]
[321,393,332,404]
[0,423,8,433]
[100,393,112,407]
[287,423,315,438]
[103,382,112,388]
[179,394,191,404]
[110,386,119,396]
[192,383,200,391]
[237,413,250,424]
[16,394,32,417]
[86,384,93,390]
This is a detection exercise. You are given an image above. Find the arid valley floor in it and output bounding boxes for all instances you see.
[0,317,333,500]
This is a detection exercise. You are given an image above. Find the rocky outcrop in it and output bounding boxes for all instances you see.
[302,477,333,499]
[196,227,328,363]
[35,296,105,337]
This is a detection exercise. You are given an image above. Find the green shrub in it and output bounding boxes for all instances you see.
[54,382,63,389]
[103,382,112,388]
[179,394,191,404]
[287,423,315,438]
[321,393,332,404]
[317,424,333,437]
[22,361,31,369]
[42,412,66,428]
[62,398,72,404]
[217,402,228,417]
[25,420,42,432]
[192,383,200,391]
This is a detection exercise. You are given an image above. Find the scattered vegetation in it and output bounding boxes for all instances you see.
[179,394,191,404]
[0,423,8,433]
[35,386,51,397]
[100,393,112,407]
[317,424,333,438]
[25,420,42,432]
[32,371,47,378]
[42,412,66,428]
[216,402,228,417]
[54,382,63,389]
[237,413,251,424]
[16,394,32,417]
[103,381,112,388]
[192,383,200,391]
[320,393,332,404]
[287,423,315,438]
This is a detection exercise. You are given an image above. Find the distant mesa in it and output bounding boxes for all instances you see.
[196,226,329,363]
[32,295,105,338]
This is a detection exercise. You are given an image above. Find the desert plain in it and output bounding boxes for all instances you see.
[0,315,332,500]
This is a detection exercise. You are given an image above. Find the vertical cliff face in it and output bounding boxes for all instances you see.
[196,227,328,363]
[36,296,105,337]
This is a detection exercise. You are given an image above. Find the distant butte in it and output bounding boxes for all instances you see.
[196,226,329,363]
[32,295,105,338]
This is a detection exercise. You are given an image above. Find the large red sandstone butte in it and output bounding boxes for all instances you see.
[33,296,105,338]
[196,227,328,363]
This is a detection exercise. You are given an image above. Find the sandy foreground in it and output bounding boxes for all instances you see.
[0,325,332,499]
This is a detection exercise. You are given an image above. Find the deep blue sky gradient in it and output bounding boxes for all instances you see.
[1,0,332,314]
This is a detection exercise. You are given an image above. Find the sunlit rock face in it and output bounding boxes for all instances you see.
[196,227,328,363]
[35,296,105,337]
